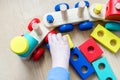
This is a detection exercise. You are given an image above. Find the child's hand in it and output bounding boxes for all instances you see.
[48,33,70,70]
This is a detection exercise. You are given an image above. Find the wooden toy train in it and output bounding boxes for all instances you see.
[10,0,120,61]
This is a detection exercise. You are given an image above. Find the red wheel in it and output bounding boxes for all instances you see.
[32,47,44,61]
[28,18,40,31]
[44,30,57,43]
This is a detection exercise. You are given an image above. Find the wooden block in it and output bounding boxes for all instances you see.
[91,24,120,53]
[92,57,116,80]
[70,47,95,79]
[89,3,106,20]
[66,34,74,49]
[43,6,92,28]
[78,38,103,63]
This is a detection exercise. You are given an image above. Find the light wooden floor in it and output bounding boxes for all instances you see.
[0,0,120,80]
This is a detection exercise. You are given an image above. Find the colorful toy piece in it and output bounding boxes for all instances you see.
[66,34,74,49]
[105,0,120,21]
[91,24,120,53]
[10,18,51,60]
[10,36,29,54]
[32,47,44,61]
[70,47,95,79]
[46,15,54,23]
[54,3,69,12]
[58,24,74,32]
[44,0,120,32]
[43,1,91,28]
[78,21,94,30]
[44,30,57,43]
[93,4,103,14]
[105,21,120,31]
[74,1,94,31]
[44,1,115,33]
[92,57,116,80]
[55,3,74,32]
[10,32,39,59]
[89,3,106,20]
[75,1,90,8]
[78,38,103,63]
[28,18,40,31]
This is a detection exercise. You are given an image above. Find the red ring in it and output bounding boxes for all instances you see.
[28,18,40,31]
[32,47,44,61]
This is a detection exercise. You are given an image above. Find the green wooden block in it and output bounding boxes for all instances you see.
[105,22,120,31]
[92,57,116,80]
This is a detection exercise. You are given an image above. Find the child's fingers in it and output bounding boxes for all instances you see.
[56,33,63,42]
[63,35,68,42]
[51,34,58,43]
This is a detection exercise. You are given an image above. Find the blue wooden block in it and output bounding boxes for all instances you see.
[58,24,74,33]
[92,57,116,80]
[70,47,95,79]
[78,21,94,30]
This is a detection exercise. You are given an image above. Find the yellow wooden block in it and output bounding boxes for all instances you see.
[91,24,120,53]
[66,34,74,49]
[10,36,29,54]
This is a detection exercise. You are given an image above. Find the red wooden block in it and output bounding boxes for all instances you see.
[32,47,44,61]
[28,18,40,31]
[105,0,120,21]
[78,38,103,63]
[44,30,57,43]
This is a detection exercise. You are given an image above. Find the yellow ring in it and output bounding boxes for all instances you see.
[10,36,28,54]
